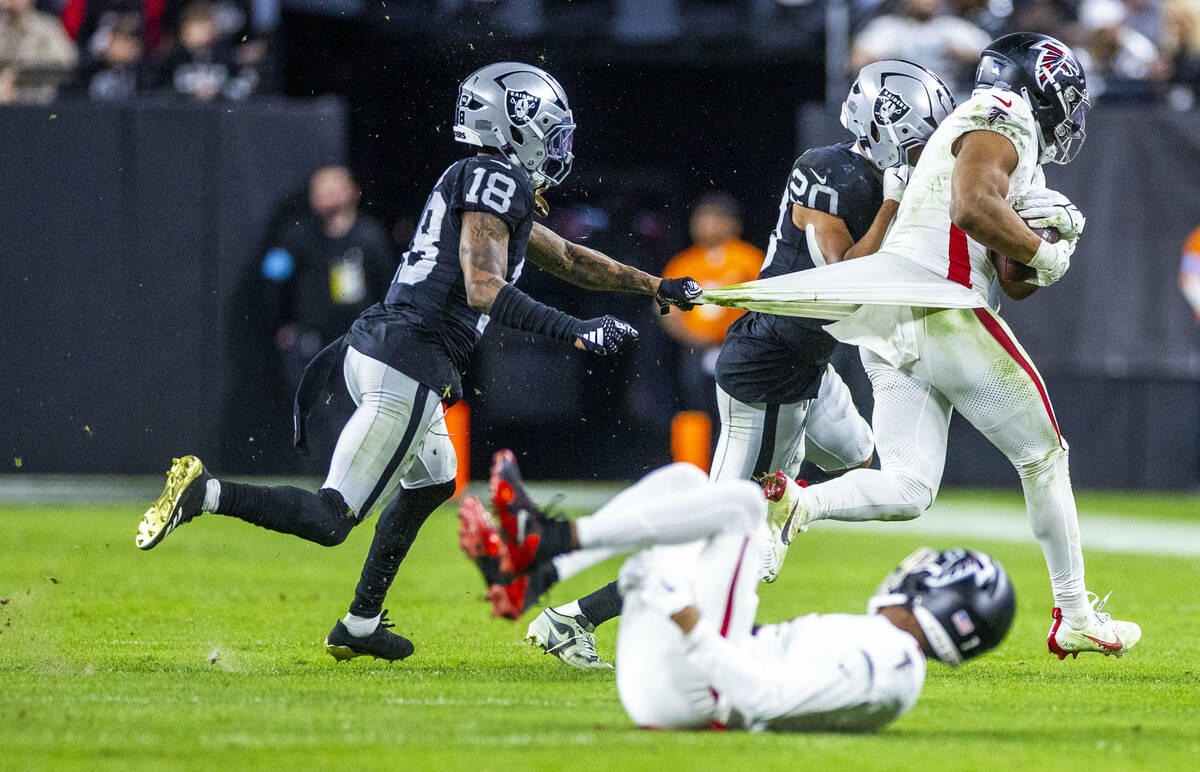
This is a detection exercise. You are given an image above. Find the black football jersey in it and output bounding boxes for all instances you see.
[346,154,534,403]
[716,143,882,405]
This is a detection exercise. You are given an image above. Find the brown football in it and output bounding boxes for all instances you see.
[990,224,1060,283]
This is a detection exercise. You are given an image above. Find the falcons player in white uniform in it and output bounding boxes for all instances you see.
[459,454,1015,731]
[756,33,1141,659]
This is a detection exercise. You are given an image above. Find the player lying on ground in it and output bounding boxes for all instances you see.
[133,62,702,663]
[526,59,957,669]
[460,455,1015,730]
[707,33,1140,659]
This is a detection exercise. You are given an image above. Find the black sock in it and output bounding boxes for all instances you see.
[536,519,574,561]
[577,581,623,628]
[524,561,560,608]
[217,482,355,547]
[348,480,454,618]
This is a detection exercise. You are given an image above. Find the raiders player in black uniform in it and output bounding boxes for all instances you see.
[524,60,957,668]
[134,62,702,662]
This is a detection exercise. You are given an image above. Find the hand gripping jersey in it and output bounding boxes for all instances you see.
[346,155,534,403]
[876,86,1044,305]
[715,143,882,404]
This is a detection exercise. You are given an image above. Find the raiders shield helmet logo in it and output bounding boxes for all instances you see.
[506,89,541,126]
[873,87,911,125]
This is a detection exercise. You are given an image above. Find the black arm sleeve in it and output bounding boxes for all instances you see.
[488,283,580,342]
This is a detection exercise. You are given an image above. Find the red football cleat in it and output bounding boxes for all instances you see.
[458,495,502,561]
[489,449,550,575]
[486,576,530,621]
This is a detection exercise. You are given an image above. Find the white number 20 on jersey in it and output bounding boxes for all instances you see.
[465,168,517,214]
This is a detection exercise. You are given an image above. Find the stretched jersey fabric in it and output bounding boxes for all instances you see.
[701,89,1044,364]
[716,142,882,404]
[346,155,534,403]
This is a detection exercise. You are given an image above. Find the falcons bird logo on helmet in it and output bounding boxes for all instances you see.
[1031,40,1081,86]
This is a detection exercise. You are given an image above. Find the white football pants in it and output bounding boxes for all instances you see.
[321,346,456,519]
[710,364,874,482]
[552,463,766,729]
[800,306,1088,621]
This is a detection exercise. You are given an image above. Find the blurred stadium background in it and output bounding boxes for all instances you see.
[2,0,1200,489]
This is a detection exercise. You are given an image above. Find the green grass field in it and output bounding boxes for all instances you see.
[1,486,1199,771]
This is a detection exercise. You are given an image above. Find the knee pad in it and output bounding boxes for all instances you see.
[662,462,710,488]
[313,488,356,547]
[722,479,768,530]
[878,464,936,520]
[1013,445,1069,482]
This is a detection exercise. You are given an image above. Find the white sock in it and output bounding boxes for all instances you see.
[551,547,620,583]
[553,600,582,617]
[342,612,380,637]
[1017,451,1089,628]
[203,479,221,512]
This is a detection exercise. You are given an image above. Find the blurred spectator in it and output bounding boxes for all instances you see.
[1010,0,1073,37]
[150,0,257,100]
[1076,0,1171,100]
[62,0,164,59]
[262,166,397,399]
[0,0,77,104]
[945,0,1011,37]
[1181,224,1200,323]
[1163,0,1200,99]
[660,193,763,414]
[68,11,146,100]
[850,0,991,98]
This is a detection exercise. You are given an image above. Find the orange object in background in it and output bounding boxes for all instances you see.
[661,239,763,345]
[445,402,471,498]
[671,410,713,474]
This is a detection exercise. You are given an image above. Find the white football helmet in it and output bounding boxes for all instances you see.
[840,59,956,170]
[452,62,575,189]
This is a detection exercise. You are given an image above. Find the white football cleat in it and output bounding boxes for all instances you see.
[1047,591,1142,659]
[758,472,809,583]
[525,608,612,670]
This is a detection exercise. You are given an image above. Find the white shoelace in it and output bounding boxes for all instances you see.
[572,633,600,662]
[1088,590,1114,625]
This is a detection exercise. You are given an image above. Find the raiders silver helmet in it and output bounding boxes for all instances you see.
[452,62,575,189]
[840,59,956,170]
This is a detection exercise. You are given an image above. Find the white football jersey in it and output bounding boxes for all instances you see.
[881,87,1045,306]
[683,612,926,732]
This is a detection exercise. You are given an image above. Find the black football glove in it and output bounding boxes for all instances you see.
[656,277,703,315]
[573,315,639,356]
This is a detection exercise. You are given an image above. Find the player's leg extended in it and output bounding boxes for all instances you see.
[709,386,809,482]
[570,470,765,554]
[801,364,875,475]
[137,348,440,551]
[787,349,952,532]
[344,404,457,626]
[939,307,1139,657]
[319,348,446,660]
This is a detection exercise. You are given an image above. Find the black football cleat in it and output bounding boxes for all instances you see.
[324,610,415,662]
[136,455,212,550]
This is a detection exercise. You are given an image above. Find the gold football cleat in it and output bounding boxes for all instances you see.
[135,455,210,550]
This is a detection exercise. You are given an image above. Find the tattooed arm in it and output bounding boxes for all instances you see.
[459,210,512,313]
[526,221,661,295]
